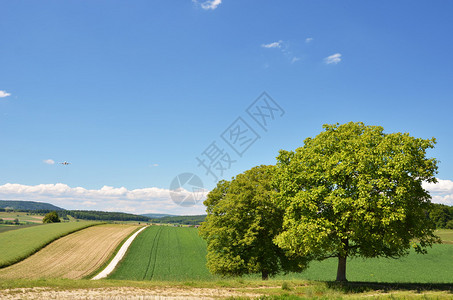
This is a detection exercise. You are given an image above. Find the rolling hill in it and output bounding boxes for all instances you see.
[0,200,63,211]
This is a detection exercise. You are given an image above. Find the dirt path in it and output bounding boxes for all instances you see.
[0,224,139,279]
[0,287,260,299]
[92,226,147,280]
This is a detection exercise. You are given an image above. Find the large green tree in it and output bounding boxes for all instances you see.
[199,165,309,280]
[274,122,440,282]
[42,211,61,223]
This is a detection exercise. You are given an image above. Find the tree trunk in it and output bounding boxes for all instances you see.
[336,238,348,282]
[336,255,347,282]
[261,270,269,280]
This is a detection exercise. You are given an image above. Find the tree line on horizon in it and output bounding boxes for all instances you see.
[0,207,209,224]
[0,204,450,228]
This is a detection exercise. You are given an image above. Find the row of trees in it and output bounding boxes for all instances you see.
[0,218,20,225]
[56,210,150,222]
[16,209,150,222]
[429,203,453,229]
[0,209,150,222]
[199,122,441,282]
[149,215,206,225]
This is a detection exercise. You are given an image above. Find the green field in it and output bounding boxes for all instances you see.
[108,226,213,281]
[108,227,453,283]
[436,229,453,244]
[0,211,44,223]
[0,221,100,268]
[276,229,453,282]
[0,226,451,299]
[274,244,453,283]
[0,223,41,234]
[0,211,47,234]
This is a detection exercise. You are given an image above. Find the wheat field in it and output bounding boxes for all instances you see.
[0,224,140,279]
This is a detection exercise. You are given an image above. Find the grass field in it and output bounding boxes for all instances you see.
[108,226,213,281]
[0,227,451,299]
[0,221,100,268]
[107,226,453,283]
[0,211,45,234]
[0,223,41,234]
[274,244,453,283]
[0,224,140,279]
[268,228,453,283]
[436,229,453,244]
[0,211,44,224]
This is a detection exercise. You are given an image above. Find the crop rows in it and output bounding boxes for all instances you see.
[109,226,213,281]
[109,226,453,283]
[0,224,139,279]
[0,221,100,268]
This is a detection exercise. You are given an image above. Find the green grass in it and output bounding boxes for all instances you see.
[0,227,452,298]
[109,227,453,283]
[0,223,41,234]
[0,211,44,224]
[436,229,453,244]
[273,244,453,283]
[0,221,101,268]
[108,226,213,281]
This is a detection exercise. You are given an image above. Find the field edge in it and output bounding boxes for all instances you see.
[0,278,452,299]
[85,225,145,279]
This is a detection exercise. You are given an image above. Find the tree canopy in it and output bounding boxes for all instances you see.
[42,211,61,223]
[199,165,309,280]
[273,122,440,281]
[429,203,453,229]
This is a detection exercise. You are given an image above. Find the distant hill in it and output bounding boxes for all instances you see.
[0,200,63,211]
[141,213,175,218]
[0,200,205,224]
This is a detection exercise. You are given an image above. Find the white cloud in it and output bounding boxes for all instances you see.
[305,37,313,43]
[193,0,222,10]
[82,201,97,207]
[261,40,283,49]
[0,90,11,98]
[324,53,342,64]
[150,163,159,167]
[423,178,453,206]
[43,159,55,165]
[261,41,301,65]
[423,178,453,193]
[0,183,209,215]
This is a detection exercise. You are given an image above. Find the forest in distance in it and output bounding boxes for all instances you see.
[0,201,452,227]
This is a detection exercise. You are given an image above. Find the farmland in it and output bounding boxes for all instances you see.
[0,223,40,234]
[0,211,45,234]
[0,224,140,279]
[275,244,453,283]
[108,226,212,281]
[2,223,448,283]
[0,221,100,268]
[106,226,453,283]
[0,226,451,298]
[269,228,453,283]
[0,211,43,224]
[436,229,453,244]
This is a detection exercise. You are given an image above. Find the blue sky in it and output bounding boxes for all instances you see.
[1,0,453,214]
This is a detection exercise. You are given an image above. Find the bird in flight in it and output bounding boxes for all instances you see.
[60,161,71,165]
